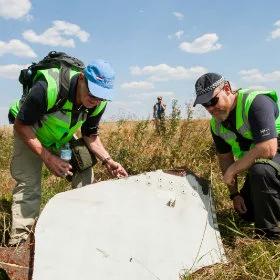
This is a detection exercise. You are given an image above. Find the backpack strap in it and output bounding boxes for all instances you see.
[46,65,71,114]
[19,51,85,115]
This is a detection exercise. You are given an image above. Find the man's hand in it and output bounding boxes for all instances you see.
[13,121,72,178]
[43,153,73,178]
[233,195,247,214]
[104,159,128,178]
[223,164,236,186]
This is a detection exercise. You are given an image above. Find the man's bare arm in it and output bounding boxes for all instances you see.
[14,119,72,177]
[217,151,248,213]
[217,152,238,193]
[83,135,110,161]
[83,135,128,178]
[14,119,52,161]
[229,138,277,176]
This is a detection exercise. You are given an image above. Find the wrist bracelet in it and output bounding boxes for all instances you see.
[102,156,111,165]
[229,192,240,200]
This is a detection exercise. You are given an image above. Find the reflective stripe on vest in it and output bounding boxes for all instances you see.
[211,88,280,158]
[211,117,244,158]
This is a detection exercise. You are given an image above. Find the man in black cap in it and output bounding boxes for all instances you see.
[194,72,280,240]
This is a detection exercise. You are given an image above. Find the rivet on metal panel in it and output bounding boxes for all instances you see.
[166,199,176,208]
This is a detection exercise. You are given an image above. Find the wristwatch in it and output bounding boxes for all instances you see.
[229,191,240,200]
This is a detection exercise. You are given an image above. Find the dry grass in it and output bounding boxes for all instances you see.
[1,105,280,279]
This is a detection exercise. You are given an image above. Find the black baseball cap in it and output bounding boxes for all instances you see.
[193,73,225,106]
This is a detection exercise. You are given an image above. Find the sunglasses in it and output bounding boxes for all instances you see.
[201,86,225,108]
[201,95,220,108]
[85,80,106,101]
[88,92,106,101]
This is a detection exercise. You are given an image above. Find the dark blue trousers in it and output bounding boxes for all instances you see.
[240,154,280,239]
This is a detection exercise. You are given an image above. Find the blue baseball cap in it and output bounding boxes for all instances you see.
[83,59,115,100]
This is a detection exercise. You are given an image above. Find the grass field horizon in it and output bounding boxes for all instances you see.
[1,104,280,279]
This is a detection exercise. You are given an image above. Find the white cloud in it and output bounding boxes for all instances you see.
[0,0,31,19]
[239,69,280,83]
[173,12,184,20]
[270,20,280,39]
[22,20,90,47]
[179,33,222,54]
[0,64,29,79]
[247,85,267,90]
[175,30,184,40]
[130,64,207,82]
[168,30,184,40]
[121,81,154,90]
[0,39,36,58]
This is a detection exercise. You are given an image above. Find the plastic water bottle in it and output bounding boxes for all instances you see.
[60,143,72,161]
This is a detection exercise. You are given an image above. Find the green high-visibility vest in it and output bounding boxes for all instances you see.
[9,67,107,151]
[210,89,280,159]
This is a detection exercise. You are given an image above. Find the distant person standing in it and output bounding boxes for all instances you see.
[153,96,166,120]
[153,96,166,132]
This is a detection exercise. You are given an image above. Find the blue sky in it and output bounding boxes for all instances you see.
[1,0,280,125]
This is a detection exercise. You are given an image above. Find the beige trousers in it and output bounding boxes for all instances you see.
[9,131,94,245]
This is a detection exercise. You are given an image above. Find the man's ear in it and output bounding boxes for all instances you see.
[77,73,88,89]
[224,82,232,95]
[78,73,85,81]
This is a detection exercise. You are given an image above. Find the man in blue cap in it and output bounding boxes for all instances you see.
[8,58,128,246]
[194,72,280,240]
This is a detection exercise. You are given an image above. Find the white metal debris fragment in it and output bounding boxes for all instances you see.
[33,170,227,280]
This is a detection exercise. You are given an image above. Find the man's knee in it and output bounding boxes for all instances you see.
[249,159,280,182]
[249,163,267,178]
[248,162,278,195]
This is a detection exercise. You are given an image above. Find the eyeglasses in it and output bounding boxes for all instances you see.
[201,87,224,108]
[201,95,220,108]
[88,92,106,101]
[85,80,106,101]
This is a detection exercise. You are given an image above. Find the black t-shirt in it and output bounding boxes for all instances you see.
[10,74,106,136]
[211,94,279,154]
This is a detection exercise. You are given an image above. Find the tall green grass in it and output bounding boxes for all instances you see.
[0,102,280,279]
